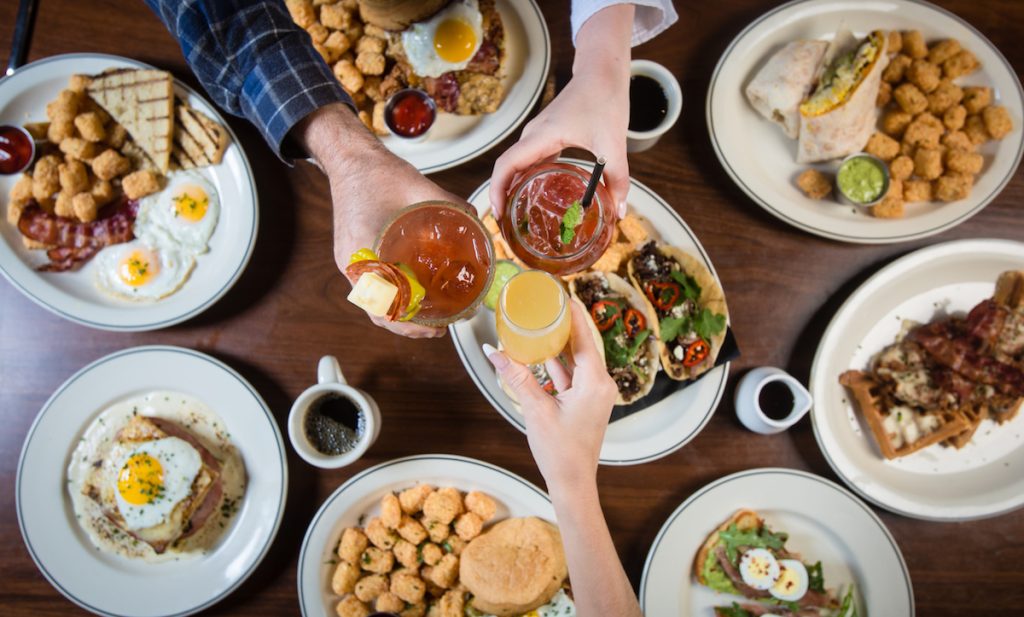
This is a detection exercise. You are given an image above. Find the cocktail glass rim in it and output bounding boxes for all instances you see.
[508,163,609,265]
[373,200,495,328]
[498,269,568,336]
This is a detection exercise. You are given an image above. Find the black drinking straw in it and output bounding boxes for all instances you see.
[580,156,606,209]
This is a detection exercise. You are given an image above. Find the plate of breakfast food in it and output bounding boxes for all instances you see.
[451,158,733,466]
[0,53,258,330]
[640,467,913,617]
[810,239,1024,520]
[297,454,575,616]
[16,345,286,617]
[286,0,550,173]
[708,0,1023,243]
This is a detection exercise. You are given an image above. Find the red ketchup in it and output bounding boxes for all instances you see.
[0,125,34,175]
[384,90,436,138]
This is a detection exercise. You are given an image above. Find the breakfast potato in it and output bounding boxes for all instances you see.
[332,560,361,594]
[391,571,426,604]
[320,3,352,30]
[882,54,911,83]
[942,105,967,131]
[393,538,418,569]
[74,112,106,142]
[907,59,941,93]
[865,132,901,161]
[122,170,161,200]
[420,542,443,566]
[943,49,979,79]
[91,179,115,207]
[893,83,928,115]
[360,546,395,573]
[927,81,962,115]
[423,490,461,525]
[376,592,404,613]
[464,491,496,522]
[902,113,943,148]
[963,114,990,145]
[354,573,389,602]
[453,512,483,541]
[982,105,1013,140]
[872,180,904,219]
[338,527,369,564]
[395,485,432,513]
[335,595,370,617]
[902,30,928,59]
[934,172,973,201]
[397,515,429,545]
[365,516,398,550]
[876,81,892,107]
[58,159,89,194]
[889,155,914,181]
[887,30,903,55]
[942,130,974,152]
[913,147,944,180]
[881,110,913,137]
[60,137,97,162]
[428,554,459,589]
[439,589,465,617]
[903,179,934,202]
[945,149,984,174]
[962,86,992,115]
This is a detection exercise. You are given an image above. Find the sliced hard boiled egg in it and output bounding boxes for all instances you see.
[739,548,781,590]
[770,559,810,602]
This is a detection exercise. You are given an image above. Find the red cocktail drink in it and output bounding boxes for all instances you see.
[375,201,494,326]
[500,162,615,275]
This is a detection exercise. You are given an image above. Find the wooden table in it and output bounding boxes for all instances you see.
[1,1,1022,615]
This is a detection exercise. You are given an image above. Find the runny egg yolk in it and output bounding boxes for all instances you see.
[434,18,477,63]
[117,453,165,505]
[118,249,159,287]
[172,184,209,223]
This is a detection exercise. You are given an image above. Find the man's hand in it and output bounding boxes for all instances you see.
[295,103,469,338]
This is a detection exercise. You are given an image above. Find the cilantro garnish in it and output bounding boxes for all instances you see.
[659,315,691,342]
[693,309,726,340]
[670,270,701,301]
[559,200,583,244]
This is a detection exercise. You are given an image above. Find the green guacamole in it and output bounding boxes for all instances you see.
[702,550,738,594]
[837,156,886,204]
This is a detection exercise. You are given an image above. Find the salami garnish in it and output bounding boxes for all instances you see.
[345,260,412,321]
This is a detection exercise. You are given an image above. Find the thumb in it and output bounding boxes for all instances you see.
[483,344,549,408]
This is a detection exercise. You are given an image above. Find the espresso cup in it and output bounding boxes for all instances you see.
[734,367,813,435]
[287,355,381,468]
[626,59,683,153]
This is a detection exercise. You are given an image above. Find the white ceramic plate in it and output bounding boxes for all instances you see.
[707,0,1024,243]
[0,53,258,330]
[640,468,913,616]
[451,158,729,466]
[17,346,287,617]
[296,454,553,617]
[810,239,1024,520]
[382,0,550,174]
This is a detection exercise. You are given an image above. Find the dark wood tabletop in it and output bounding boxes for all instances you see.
[1,1,1022,615]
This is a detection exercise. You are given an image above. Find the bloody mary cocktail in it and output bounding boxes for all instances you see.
[500,162,615,275]
[375,201,494,326]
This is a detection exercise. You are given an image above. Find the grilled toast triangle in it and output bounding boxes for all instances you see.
[87,69,174,173]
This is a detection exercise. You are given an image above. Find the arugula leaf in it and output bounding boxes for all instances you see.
[670,270,701,301]
[659,316,691,342]
[693,308,726,340]
[713,604,753,617]
[807,560,825,593]
[559,200,583,244]
[836,584,859,617]
[718,523,788,563]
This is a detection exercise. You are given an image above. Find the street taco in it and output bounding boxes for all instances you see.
[569,271,660,405]
[627,242,729,381]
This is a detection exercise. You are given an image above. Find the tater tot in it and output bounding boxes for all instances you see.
[903,179,934,202]
[397,515,429,545]
[399,485,434,515]
[428,554,459,589]
[795,168,832,200]
[74,112,106,142]
[934,172,974,202]
[423,491,461,525]
[47,117,75,143]
[122,170,161,200]
[91,149,132,181]
[903,113,943,149]
[376,592,404,613]
[927,80,963,115]
[91,179,115,206]
[68,74,91,92]
[334,59,364,94]
[962,86,992,115]
[391,571,426,604]
[400,603,426,617]
[420,542,443,566]
[942,130,974,152]
[982,105,1014,140]
[355,51,385,76]
[943,49,979,79]
[902,31,928,59]
[943,105,967,131]
[338,527,369,564]
[424,518,448,544]
[59,137,97,162]
[893,83,928,115]
[442,535,466,556]
[439,590,466,617]
[393,539,418,569]
[464,491,496,521]
[889,155,914,181]
[871,180,905,219]
[453,512,483,541]
[331,560,361,594]
[106,124,128,149]
[365,517,398,550]
[928,39,962,65]
[58,159,89,194]
[306,22,328,45]
[865,132,901,162]
[335,595,370,617]
[320,3,352,29]
[10,174,33,203]
[360,546,394,573]
[54,190,75,218]
[31,155,61,201]
[882,54,911,83]
[913,147,944,180]
[354,573,390,603]
[881,110,913,137]
[285,0,316,28]
[887,31,903,55]
[381,493,402,529]
[945,149,984,174]
[371,101,388,136]
[877,81,892,107]
[907,59,941,93]
[72,192,98,223]
[355,36,386,54]
[964,114,990,145]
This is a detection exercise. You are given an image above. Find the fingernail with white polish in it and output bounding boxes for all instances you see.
[482,343,508,369]
[617,201,627,219]
[482,343,497,357]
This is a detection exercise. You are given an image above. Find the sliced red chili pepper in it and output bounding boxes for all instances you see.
[646,281,681,312]
[590,300,621,331]
[682,339,710,367]
[623,308,646,338]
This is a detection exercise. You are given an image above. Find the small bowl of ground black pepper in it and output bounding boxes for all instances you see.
[288,355,381,469]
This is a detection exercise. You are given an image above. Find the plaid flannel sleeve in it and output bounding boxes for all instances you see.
[146,0,354,161]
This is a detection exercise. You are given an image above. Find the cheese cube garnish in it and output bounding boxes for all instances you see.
[347,272,398,317]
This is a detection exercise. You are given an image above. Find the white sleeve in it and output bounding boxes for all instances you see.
[570,0,678,47]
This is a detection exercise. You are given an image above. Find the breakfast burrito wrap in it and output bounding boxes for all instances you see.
[628,242,729,381]
[797,30,889,163]
[569,271,661,405]
[745,40,829,139]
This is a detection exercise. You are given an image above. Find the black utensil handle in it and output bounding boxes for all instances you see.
[6,0,39,76]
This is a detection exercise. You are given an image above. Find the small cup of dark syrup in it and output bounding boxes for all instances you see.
[734,367,813,434]
[288,355,381,468]
[626,60,682,153]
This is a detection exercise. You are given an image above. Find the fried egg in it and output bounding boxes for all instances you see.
[770,559,809,602]
[111,437,203,530]
[135,171,220,254]
[480,589,576,617]
[94,239,195,301]
[401,0,483,78]
[739,548,781,590]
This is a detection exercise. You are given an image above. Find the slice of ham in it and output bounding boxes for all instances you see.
[423,73,460,112]
[18,197,138,271]
[715,546,770,599]
[714,546,837,610]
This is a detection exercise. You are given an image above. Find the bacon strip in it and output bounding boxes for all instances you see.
[423,73,460,113]
[345,260,412,321]
[910,321,1024,396]
[18,198,138,271]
